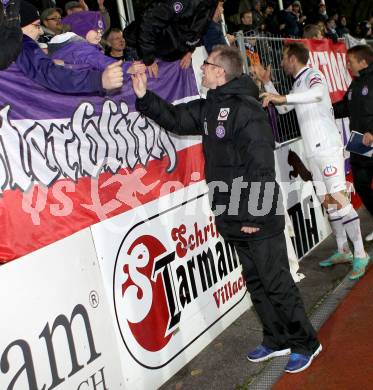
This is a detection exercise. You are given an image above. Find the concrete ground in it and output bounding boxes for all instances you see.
[160,208,373,390]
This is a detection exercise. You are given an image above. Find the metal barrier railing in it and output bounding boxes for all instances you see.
[235,33,373,145]
[236,31,301,145]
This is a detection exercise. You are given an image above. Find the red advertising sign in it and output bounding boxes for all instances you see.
[303,39,352,103]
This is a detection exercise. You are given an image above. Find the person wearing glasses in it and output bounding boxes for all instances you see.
[131,45,321,374]
[15,1,124,94]
[39,7,64,44]
[20,0,45,41]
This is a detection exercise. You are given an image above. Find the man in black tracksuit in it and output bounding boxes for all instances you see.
[132,45,321,373]
[333,45,373,242]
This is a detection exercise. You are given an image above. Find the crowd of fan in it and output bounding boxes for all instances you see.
[32,1,373,71]
[1,0,372,85]
[28,0,373,61]
[228,0,372,41]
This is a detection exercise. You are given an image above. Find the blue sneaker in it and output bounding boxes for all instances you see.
[285,344,322,373]
[247,345,291,363]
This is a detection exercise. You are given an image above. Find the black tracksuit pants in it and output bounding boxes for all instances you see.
[351,161,373,216]
[234,232,319,356]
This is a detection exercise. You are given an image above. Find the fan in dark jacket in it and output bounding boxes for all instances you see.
[0,0,22,70]
[333,45,373,242]
[131,45,321,373]
[124,0,218,77]
[278,0,299,37]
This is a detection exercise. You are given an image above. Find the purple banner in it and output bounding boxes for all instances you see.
[0,60,199,120]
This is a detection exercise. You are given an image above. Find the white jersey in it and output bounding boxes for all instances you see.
[265,67,343,158]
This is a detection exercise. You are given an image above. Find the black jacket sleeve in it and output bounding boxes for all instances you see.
[137,2,176,66]
[133,0,217,65]
[0,1,22,70]
[0,25,22,70]
[332,90,350,119]
[136,90,204,136]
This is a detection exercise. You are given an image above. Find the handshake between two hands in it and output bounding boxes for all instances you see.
[101,60,149,93]
[103,53,191,96]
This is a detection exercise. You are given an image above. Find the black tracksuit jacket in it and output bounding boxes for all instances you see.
[333,62,373,166]
[136,74,285,241]
[124,0,218,66]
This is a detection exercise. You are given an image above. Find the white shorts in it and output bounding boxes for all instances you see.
[307,151,346,196]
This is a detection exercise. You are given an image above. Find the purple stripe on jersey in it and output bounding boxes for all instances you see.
[309,76,322,81]
[342,216,360,225]
[309,80,322,87]
[293,67,310,82]
[328,217,343,222]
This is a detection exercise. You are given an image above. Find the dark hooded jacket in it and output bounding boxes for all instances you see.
[124,0,218,66]
[0,0,22,70]
[136,74,285,241]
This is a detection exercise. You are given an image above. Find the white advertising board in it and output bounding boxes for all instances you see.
[275,140,331,259]
[0,228,125,390]
[91,182,251,389]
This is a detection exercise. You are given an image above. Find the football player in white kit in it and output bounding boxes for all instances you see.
[254,42,369,280]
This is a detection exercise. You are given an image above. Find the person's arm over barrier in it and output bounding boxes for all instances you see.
[16,35,123,93]
[252,63,295,114]
[285,83,324,104]
[133,72,203,136]
[136,90,203,136]
[50,41,145,79]
[98,0,110,32]
[260,67,325,112]
[261,80,295,114]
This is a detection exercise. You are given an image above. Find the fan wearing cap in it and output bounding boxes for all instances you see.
[15,1,124,94]
[65,0,110,34]
[19,0,44,41]
[63,10,104,45]
[48,11,145,79]
[0,0,23,70]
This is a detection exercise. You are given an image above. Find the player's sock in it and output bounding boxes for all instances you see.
[339,204,366,258]
[327,208,350,253]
